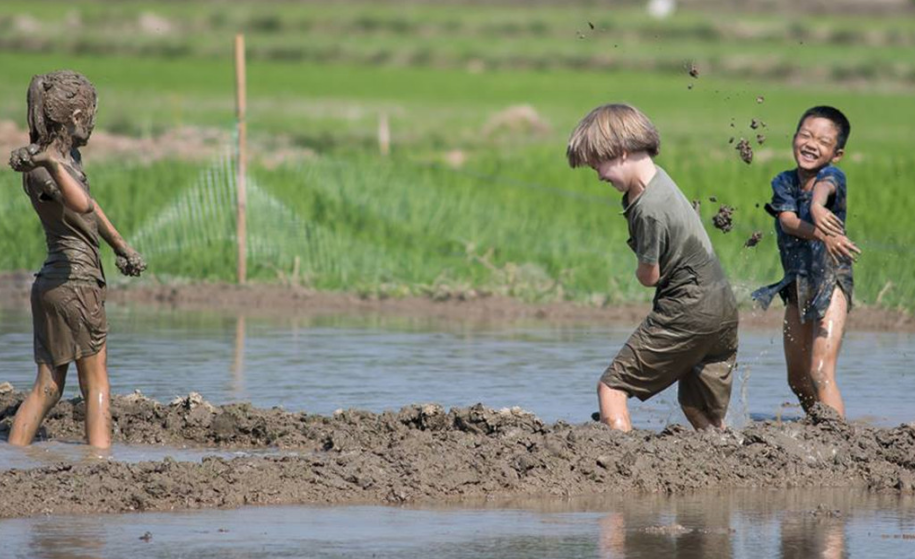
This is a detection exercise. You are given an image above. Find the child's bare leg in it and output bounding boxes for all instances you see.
[784,303,816,412]
[681,405,724,430]
[597,381,632,432]
[809,289,848,417]
[8,363,69,446]
[75,344,111,449]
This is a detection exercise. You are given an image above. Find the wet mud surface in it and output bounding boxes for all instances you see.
[1,390,913,519]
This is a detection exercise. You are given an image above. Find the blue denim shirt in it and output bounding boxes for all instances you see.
[751,165,853,322]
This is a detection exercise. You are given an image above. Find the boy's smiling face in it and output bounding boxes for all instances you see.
[793,116,844,172]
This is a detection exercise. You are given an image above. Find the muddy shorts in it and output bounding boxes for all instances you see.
[31,278,108,367]
[600,317,738,419]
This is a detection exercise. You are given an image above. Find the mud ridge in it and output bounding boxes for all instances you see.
[2,274,914,332]
[1,391,913,518]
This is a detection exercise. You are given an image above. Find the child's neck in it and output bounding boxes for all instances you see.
[624,154,658,201]
[796,166,823,191]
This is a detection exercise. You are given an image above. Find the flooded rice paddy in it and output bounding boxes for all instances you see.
[1,304,913,557]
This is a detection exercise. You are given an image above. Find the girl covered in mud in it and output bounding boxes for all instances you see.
[7,70,146,449]
[752,106,860,418]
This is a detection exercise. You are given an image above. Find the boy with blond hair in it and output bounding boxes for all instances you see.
[567,103,739,431]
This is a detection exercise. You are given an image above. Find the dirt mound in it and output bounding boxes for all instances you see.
[1,393,913,518]
[481,105,551,139]
[0,120,314,166]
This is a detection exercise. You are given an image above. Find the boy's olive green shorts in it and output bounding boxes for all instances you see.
[600,317,738,419]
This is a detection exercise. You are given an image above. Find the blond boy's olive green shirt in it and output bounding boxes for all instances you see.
[622,166,737,332]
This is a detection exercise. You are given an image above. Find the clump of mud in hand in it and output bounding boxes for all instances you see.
[735,139,753,164]
[712,205,735,233]
[116,253,147,277]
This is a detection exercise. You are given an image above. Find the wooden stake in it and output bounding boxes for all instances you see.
[378,112,390,157]
[234,34,248,285]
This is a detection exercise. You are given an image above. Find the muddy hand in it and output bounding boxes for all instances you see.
[824,234,861,264]
[8,144,42,173]
[811,203,844,237]
[116,248,147,277]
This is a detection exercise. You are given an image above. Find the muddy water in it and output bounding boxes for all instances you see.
[1,306,913,431]
[0,489,913,558]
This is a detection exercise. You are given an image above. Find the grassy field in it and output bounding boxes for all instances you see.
[1,1,914,310]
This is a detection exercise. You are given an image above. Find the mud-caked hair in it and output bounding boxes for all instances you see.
[796,105,850,151]
[566,103,660,168]
[27,70,97,146]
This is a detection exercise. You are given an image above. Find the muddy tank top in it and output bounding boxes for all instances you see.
[23,157,105,285]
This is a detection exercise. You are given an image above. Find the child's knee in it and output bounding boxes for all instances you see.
[37,381,63,404]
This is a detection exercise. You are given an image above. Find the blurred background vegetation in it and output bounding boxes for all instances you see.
[1,0,913,309]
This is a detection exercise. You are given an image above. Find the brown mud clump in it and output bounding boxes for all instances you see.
[116,253,147,277]
[713,205,736,233]
[736,138,753,164]
[744,231,763,248]
[691,199,701,214]
[687,62,699,78]
[756,134,766,145]
[1,394,914,519]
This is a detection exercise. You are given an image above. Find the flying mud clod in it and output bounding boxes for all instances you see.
[735,138,753,164]
[744,231,763,247]
[712,205,735,233]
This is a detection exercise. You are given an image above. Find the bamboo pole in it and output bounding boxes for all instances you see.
[234,34,248,285]
[378,112,390,157]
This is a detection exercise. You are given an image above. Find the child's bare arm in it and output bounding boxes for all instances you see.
[95,202,147,277]
[809,180,845,237]
[635,261,659,287]
[778,212,860,262]
[9,145,93,213]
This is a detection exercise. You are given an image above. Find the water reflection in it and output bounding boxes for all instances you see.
[231,314,245,399]
[1,490,909,559]
[28,521,105,559]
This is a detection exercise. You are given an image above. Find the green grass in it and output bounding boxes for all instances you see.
[2,146,913,310]
[2,0,914,87]
[1,1,914,311]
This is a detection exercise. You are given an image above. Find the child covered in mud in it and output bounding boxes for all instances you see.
[567,103,739,431]
[7,70,146,449]
[752,106,860,418]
